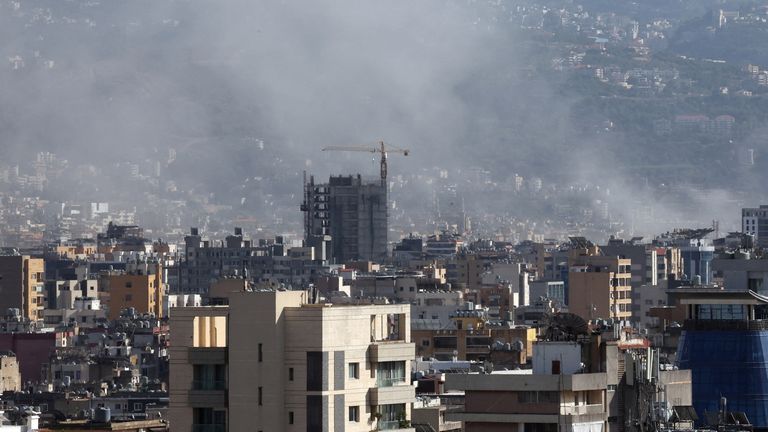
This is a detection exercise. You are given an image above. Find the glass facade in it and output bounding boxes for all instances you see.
[677,330,768,427]
[693,305,746,320]
[680,247,714,284]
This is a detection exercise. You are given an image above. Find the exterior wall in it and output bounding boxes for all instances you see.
[713,258,768,294]
[631,282,668,329]
[0,355,20,392]
[305,175,388,264]
[568,256,632,321]
[533,342,582,375]
[228,290,304,432]
[446,373,608,432]
[107,269,163,320]
[0,333,59,383]
[171,292,415,432]
[414,327,535,363]
[659,369,692,407]
[168,306,229,432]
[568,272,611,321]
[0,255,44,321]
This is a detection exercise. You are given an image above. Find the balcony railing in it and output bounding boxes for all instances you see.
[561,404,604,416]
[377,377,406,387]
[192,424,226,432]
[192,380,226,391]
[378,420,404,430]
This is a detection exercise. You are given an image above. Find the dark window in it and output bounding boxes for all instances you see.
[289,411,294,424]
[258,386,263,405]
[306,352,323,391]
[307,395,322,431]
[551,360,561,375]
[289,367,294,381]
[349,406,359,422]
[258,343,263,362]
[348,363,359,379]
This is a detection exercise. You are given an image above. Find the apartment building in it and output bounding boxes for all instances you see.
[105,262,163,320]
[0,253,45,321]
[568,246,632,321]
[445,340,608,432]
[169,290,416,432]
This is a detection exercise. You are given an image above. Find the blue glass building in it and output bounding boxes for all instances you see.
[676,288,768,429]
[680,243,715,285]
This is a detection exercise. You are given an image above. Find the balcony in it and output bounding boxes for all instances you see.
[369,342,415,363]
[192,425,225,432]
[192,380,226,391]
[377,420,415,431]
[188,347,227,364]
[561,404,604,416]
[369,385,415,406]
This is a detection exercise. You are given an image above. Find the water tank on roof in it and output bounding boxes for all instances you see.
[95,407,111,424]
[62,376,71,387]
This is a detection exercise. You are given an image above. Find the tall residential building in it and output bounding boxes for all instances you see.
[0,253,45,321]
[742,205,768,248]
[169,290,415,432]
[567,246,632,321]
[600,237,658,288]
[105,262,164,320]
[302,174,388,264]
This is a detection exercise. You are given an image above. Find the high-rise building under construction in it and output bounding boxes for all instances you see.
[302,174,388,264]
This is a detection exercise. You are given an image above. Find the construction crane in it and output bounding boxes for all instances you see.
[322,141,410,186]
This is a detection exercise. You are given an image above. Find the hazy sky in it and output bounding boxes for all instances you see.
[0,0,745,235]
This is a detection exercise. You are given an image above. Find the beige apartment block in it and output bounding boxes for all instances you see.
[0,254,45,321]
[170,290,416,432]
[568,247,632,322]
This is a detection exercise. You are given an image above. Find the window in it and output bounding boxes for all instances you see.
[307,352,323,391]
[289,367,294,381]
[258,343,263,362]
[421,339,430,347]
[349,406,360,422]
[192,364,226,390]
[125,282,132,288]
[125,294,132,301]
[348,362,359,379]
[288,411,294,424]
[519,391,558,404]
[307,396,322,430]
[258,386,263,405]
[133,403,143,411]
[376,361,406,387]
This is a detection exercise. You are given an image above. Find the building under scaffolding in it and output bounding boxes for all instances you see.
[302,173,388,264]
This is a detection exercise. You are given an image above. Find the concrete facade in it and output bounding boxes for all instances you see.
[0,254,45,321]
[303,175,388,264]
[568,248,632,322]
[169,290,415,432]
